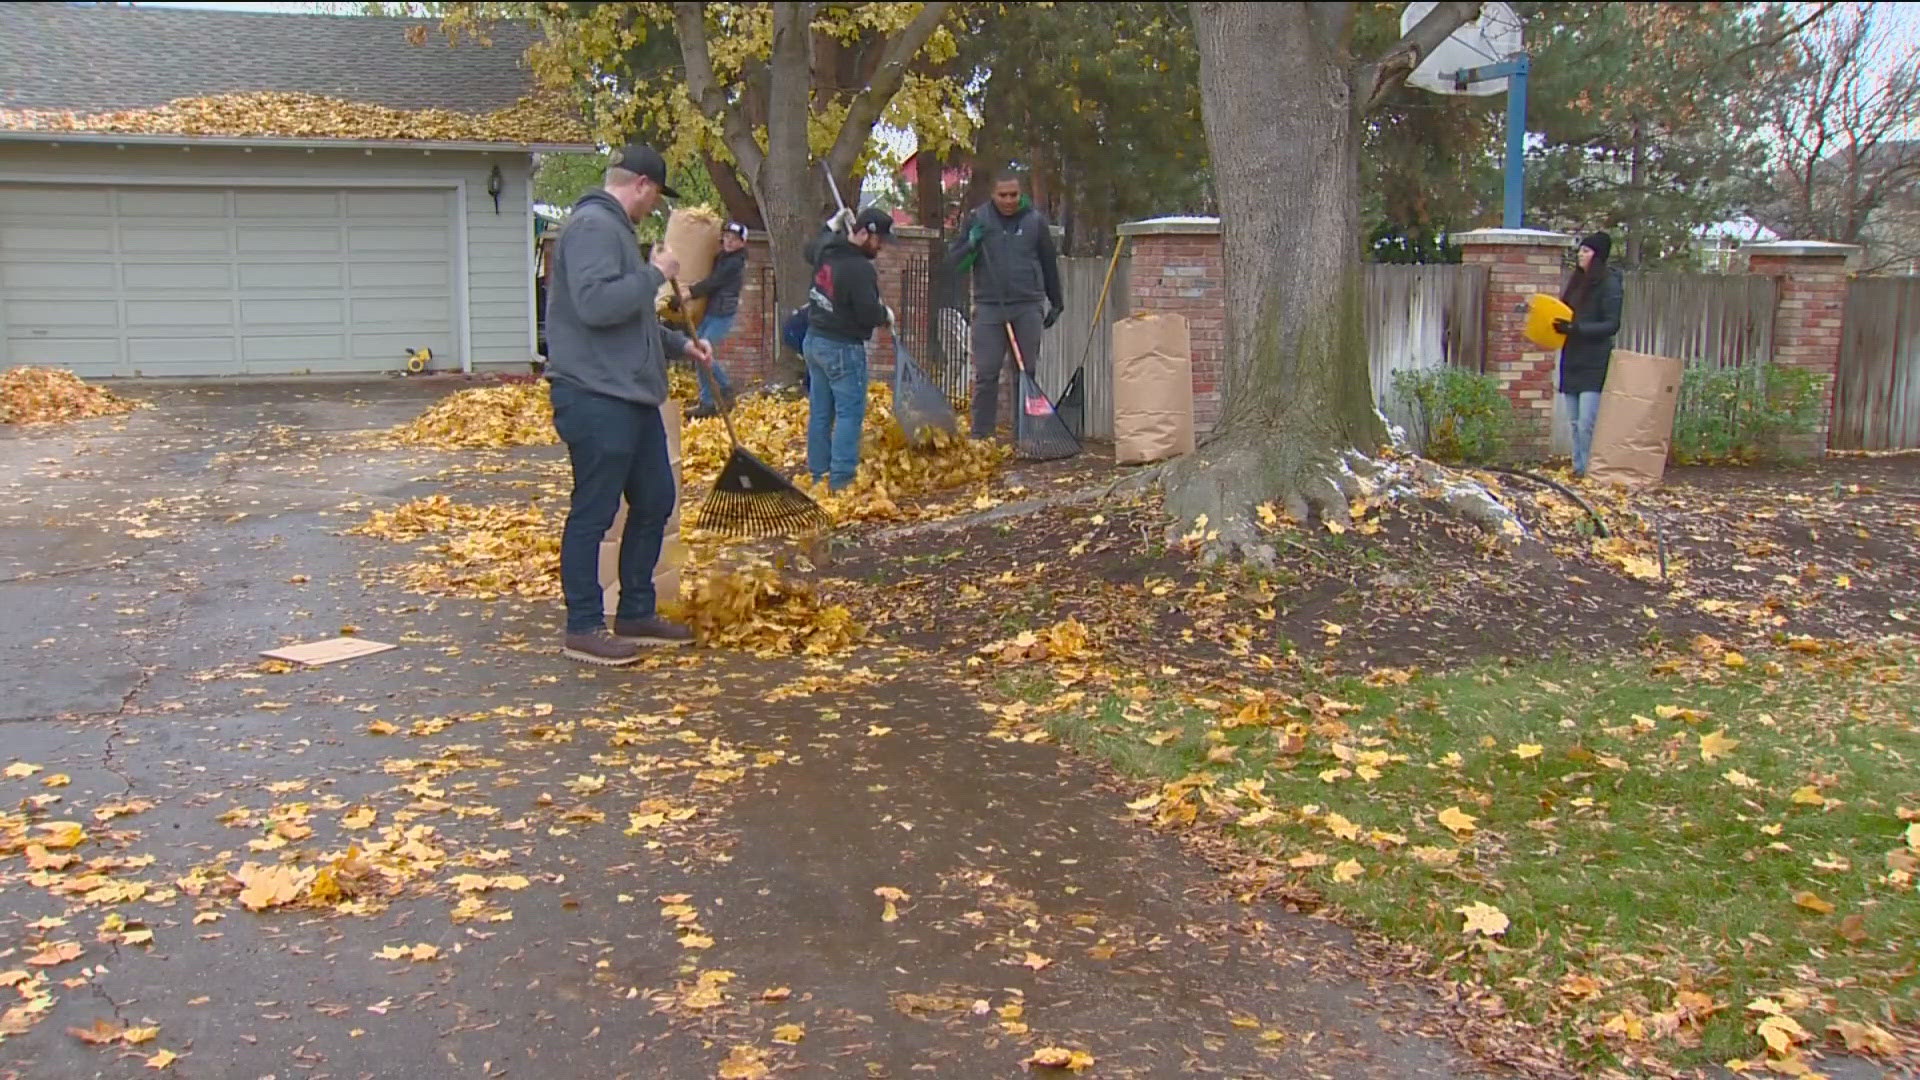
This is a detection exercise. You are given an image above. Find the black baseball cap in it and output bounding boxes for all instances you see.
[722,221,749,239]
[608,143,680,199]
[854,208,893,237]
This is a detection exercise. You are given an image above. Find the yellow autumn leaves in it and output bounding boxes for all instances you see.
[0,92,588,144]
[0,367,139,425]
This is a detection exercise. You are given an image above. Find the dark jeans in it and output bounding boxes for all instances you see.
[549,380,676,633]
[969,301,1045,438]
[695,311,737,408]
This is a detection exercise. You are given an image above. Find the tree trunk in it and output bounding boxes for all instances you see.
[1164,2,1384,551]
[747,2,816,388]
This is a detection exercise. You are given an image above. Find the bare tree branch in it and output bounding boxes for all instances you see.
[1360,1,1483,115]
[822,1,956,177]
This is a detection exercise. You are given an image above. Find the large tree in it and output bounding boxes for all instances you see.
[434,2,970,385]
[1161,2,1498,560]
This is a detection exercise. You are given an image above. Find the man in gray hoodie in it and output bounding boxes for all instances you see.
[544,144,713,666]
[947,171,1063,440]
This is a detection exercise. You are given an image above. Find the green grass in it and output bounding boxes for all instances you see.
[1028,643,1920,1071]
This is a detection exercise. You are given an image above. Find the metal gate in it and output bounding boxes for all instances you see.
[894,234,972,408]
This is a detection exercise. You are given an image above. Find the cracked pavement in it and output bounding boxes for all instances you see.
[0,380,1499,1079]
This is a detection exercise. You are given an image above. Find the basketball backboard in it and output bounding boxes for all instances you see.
[1401,1,1524,96]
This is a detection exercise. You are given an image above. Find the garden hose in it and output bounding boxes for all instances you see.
[1480,465,1610,539]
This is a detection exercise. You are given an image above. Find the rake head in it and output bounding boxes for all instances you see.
[1054,366,1086,440]
[1014,369,1082,461]
[695,445,833,539]
[892,341,958,448]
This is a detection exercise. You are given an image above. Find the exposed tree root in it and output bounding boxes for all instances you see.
[1160,434,1529,567]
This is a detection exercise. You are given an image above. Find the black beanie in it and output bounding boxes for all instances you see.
[1580,232,1613,264]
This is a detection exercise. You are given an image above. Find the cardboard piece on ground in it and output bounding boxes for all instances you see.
[1111,312,1196,465]
[601,400,686,616]
[262,637,395,666]
[1589,349,1684,489]
[655,208,724,326]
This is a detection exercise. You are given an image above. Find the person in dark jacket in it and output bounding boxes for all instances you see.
[1554,231,1624,477]
[804,208,894,490]
[685,221,749,418]
[947,172,1063,439]
[544,144,713,666]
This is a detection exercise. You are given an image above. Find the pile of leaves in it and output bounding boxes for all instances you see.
[680,383,1010,526]
[0,93,588,144]
[0,367,138,424]
[672,559,863,656]
[389,383,557,449]
[350,495,558,600]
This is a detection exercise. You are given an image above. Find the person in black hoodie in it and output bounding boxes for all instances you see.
[804,207,895,490]
[685,221,750,417]
[1554,231,1624,477]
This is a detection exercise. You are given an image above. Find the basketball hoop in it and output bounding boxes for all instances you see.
[1403,1,1524,96]
[1403,1,1530,227]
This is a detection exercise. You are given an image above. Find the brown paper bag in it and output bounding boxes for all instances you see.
[655,207,725,325]
[1111,312,1196,465]
[600,400,686,615]
[1589,350,1683,489]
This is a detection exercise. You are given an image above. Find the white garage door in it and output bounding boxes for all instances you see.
[0,184,457,377]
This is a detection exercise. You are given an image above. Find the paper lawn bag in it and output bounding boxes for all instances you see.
[1588,350,1683,489]
[600,400,685,615]
[1111,312,1196,465]
[655,207,725,325]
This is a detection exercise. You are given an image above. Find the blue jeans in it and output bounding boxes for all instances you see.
[803,334,869,490]
[1563,390,1601,475]
[549,380,677,633]
[695,311,736,409]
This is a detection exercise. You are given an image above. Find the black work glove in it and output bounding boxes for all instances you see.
[1551,318,1572,334]
[1044,304,1063,330]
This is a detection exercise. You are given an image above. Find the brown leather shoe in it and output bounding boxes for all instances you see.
[612,616,694,647]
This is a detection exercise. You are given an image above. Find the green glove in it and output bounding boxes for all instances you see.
[966,221,985,247]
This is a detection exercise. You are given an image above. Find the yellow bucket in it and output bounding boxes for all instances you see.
[1525,294,1573,350]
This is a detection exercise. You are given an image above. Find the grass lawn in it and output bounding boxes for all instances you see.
[1025,638,1920,1074]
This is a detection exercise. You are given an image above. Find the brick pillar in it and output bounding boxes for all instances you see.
[1117,217,1225,434]
[1456,228,1574,459]
[1742,240,1858,451]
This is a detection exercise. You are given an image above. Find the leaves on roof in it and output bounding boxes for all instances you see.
[0,92,587,144]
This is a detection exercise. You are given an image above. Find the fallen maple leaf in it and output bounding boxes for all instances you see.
[1026,1046,1095,1072]
[1699,729,1740,762]
[146,1049,179,1070]
[1513,743,1544,760]
[1792,891,1835,915]
[716,1045,770,1080]
[28,941,83,967]
[1436,806,1478,835]
[1021,951,1053,971]
[1757,1013,1810,1054]
[1790,786,1827,807]
[121,1025,160,1044]
[771,1022,804,1044]
[68,1018,124,1044]
[4,762,42,778]
[1455,901,1509,937]
[1331,858,1364,883]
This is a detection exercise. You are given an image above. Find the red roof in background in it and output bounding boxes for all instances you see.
[900,150,969,190]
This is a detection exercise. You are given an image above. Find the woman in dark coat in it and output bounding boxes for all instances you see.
[1555,232,1624,477]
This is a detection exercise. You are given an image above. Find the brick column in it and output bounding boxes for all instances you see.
[1117,217,1225,434]
[1742,240,1858,451]
[1455,228,1574,459]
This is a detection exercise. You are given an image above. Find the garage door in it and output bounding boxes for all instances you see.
[0,184,457,377]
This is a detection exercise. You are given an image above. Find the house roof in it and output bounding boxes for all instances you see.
[0,5,569,141]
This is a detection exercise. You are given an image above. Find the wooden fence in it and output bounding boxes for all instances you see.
[1550,272,1778,456]
[1365,263,1488,445]
[1035,256,1130,440]
[1833,276,1920,450]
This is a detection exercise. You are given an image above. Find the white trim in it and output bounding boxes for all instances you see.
[525,158,538,360]
[453,178,473,374]
[0,172,479,377]
[0,130,589,154]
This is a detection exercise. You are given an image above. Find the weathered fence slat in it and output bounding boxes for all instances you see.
[1834,276,1920,451]
[1365,263,1488,447]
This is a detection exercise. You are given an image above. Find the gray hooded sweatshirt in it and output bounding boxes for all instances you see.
[543,189,689,407]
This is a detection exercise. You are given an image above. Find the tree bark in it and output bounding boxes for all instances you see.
[1167,1,1484,561]
[755,2,817,386]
